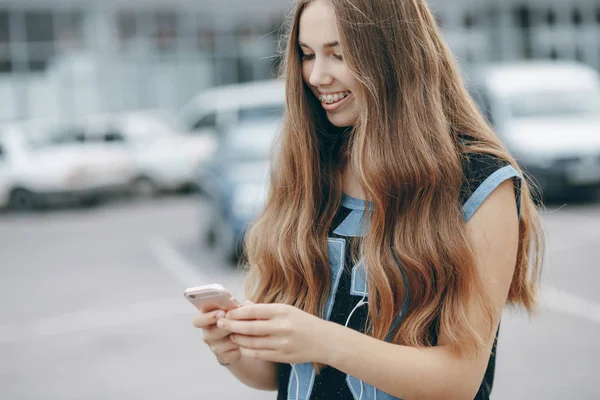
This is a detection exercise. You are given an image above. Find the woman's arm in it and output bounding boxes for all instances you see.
[319,180,520,400]
[224,358,279,391]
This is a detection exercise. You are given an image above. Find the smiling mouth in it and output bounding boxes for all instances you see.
[319,91,351,104]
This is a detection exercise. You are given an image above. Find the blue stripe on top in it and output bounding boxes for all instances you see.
[462,165,521,222]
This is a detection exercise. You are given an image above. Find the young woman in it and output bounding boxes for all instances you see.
[193,0,544,399]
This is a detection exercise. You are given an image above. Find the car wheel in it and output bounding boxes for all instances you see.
[9,188,38,211]
[131,177,158,198]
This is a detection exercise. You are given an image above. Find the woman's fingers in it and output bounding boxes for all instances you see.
[230,334,278,350]
[217,318,272,336]
[210,337,240,354]
[202,325,233,343]
[192,310,226,329]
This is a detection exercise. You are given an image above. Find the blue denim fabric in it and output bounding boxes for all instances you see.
[462,165,521,222]
[287,238,346,400]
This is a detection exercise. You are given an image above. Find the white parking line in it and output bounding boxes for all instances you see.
[0,238,212,345]
[541,285,600,325]
[2,245,597,345]
[148,236,211,288]
[0,297,189,345]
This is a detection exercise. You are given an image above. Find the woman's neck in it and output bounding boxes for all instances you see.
[341,162,366,200]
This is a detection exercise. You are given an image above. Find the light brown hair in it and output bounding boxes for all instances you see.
[244,0,544,371]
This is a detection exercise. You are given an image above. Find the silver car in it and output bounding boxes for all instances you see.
[467,61,600,200]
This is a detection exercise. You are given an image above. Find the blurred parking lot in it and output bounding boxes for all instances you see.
[0,194,599,400]
[1,0,600,398]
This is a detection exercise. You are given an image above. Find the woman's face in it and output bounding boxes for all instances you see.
[299,0,361,127]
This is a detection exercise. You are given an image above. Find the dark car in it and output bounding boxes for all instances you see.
[200,118,280,264]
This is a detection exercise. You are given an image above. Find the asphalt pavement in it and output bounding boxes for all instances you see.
[0,194,598,400]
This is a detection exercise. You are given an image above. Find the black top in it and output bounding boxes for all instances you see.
[277,152,522,400]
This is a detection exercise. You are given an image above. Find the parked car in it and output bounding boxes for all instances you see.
[0,120,134,210]
[201,118,280,263]
[467,61,600,200]
[177,79,285,181]
[71,110,215,197]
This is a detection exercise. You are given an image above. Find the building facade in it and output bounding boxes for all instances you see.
[0,0,599,121]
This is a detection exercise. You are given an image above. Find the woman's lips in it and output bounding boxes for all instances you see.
[321,92,352,112]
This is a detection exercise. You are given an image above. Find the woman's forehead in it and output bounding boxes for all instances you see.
[298,1,339,47]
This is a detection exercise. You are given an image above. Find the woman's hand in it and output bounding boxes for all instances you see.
[217,303,332,365]
[193,309,241,366]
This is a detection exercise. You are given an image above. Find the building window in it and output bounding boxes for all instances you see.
[154,11,177,52]
[55,11,84,52]
[117,11,138,52]
[546,9,557,26]
[0,10,11,72]
[571,8,582,26]
[25,11,54,43]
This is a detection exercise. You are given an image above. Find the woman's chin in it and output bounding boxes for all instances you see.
[326,113,357,128]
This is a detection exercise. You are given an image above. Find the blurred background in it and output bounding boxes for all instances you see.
[0,0,599,399]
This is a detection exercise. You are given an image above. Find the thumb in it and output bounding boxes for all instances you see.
[243,300,255,306]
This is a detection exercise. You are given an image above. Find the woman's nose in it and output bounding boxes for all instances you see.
[308,58,334,88]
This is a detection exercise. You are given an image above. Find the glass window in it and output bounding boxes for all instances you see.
[155,11,177,52]
[0,11,10,73]
[104,130,126,143]
[191,113,217,131]
[223,120,279,160]
[25,11,54,43]
[197,28,215,53]
[118,12,138,44]
[509,90,600,118]
[238,105,284,122]
[24,11,65,72]
[55,11,84,52]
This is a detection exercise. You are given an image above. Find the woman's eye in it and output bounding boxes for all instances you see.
[301,54,315,60]
[333,54,343,61]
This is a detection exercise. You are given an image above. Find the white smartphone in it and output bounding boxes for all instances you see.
[184,284,240,313]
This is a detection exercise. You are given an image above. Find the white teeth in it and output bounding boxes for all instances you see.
[320,92,350,104]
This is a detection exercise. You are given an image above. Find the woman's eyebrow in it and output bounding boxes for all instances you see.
[298,40,340,49]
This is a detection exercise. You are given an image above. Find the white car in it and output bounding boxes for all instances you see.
[79,111,215,197]
[0,121,135,210]
[467,61,600,199]
[177,79,285,176]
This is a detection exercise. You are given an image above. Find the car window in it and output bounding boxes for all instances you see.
[238,105,284,122]
[104,129,126,143]
[27,126,85,148]
[222,121,279,160]
[191,112,217,131]
[509,90,600,119]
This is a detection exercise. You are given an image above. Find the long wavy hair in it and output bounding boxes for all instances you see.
[243,0,544,370]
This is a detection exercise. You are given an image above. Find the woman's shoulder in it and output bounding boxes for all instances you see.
[459,149,522,222]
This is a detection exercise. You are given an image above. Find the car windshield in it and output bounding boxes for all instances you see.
[238,105,284,122]
[123,113,182,137]
[21,123,84,149]
[223,121,279,160]
[509,90,600,118]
